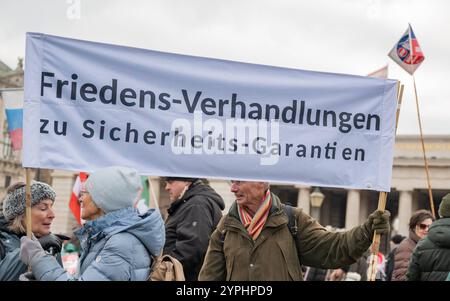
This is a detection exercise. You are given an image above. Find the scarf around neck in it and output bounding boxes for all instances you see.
[237,189,272,240]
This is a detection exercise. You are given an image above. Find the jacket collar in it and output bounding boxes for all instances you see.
[75,207,137,241]
[408,229,421,243]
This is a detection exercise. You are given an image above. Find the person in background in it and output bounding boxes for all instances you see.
[407,194,450,281]
[391,209,434,281]
[163,177,224,281]
[19,166,165,281]
[0,181,66,281]
[347,249,369,281]
[385,234,406,281]
[199,180,390,281]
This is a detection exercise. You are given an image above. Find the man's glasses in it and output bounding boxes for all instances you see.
[418,223,430,230]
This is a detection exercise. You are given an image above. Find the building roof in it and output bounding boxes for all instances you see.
[0,60,12,74]
[0,59,24,88]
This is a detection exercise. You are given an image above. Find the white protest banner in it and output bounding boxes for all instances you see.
[24,33,398,191]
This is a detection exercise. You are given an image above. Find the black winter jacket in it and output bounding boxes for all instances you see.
[163,180,225,281]
[407,218,450,281]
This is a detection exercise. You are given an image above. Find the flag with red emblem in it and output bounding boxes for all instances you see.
[388,24,425,75]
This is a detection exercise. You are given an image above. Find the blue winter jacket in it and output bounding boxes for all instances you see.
[29,207,165,281]
[0,231,27,280]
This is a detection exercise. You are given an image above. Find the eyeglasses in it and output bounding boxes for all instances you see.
[418,223,430,230]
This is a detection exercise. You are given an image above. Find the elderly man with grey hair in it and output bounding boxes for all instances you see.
[199,180,390,281]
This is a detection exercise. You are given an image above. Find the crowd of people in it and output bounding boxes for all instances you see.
[1,165,449,281]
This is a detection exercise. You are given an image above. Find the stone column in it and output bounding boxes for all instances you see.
[51,170,78,235]
[345,190,360,229]
[398,190,413,236]
[295,185,311,214]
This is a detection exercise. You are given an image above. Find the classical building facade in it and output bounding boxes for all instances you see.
[0,59,26,204]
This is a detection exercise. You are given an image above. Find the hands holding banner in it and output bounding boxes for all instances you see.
[365,210,391,235]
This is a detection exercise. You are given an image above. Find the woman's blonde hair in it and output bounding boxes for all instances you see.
[7,214,26,235]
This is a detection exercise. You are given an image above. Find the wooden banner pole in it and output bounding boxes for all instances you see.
[148,176,160,211]
[413,75,436,219]
[25,168,32,238]
[368,82,404,281]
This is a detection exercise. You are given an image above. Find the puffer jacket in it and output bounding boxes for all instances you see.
[392,230,420,281]
[164,180,224,281]
[199,193,373,281]
[29,207,165,281]
[407,218,450,281]
[0,216,27,281]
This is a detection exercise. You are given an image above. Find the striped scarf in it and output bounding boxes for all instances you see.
[237,190,272,240]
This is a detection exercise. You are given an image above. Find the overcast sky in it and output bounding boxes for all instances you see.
[1,0,449,134]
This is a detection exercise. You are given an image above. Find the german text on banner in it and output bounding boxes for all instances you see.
[23,33,398,191]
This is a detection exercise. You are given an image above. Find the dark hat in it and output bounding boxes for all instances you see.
[391,234,406,244]
[2,181,56,221]
[438,193,450,218]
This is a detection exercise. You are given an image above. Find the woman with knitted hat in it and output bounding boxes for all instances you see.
[19,166,165,281]
[407,193,450,281]
[0,181,65,280]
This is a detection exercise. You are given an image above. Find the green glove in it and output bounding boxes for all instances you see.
[366,210,390,234]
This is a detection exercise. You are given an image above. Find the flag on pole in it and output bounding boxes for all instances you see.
[388,24,425,75]
[140,176,150,206]
[134,176,151,213]
[367,65,388,79]
[69,172,88,225]
[1,90,24,150]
